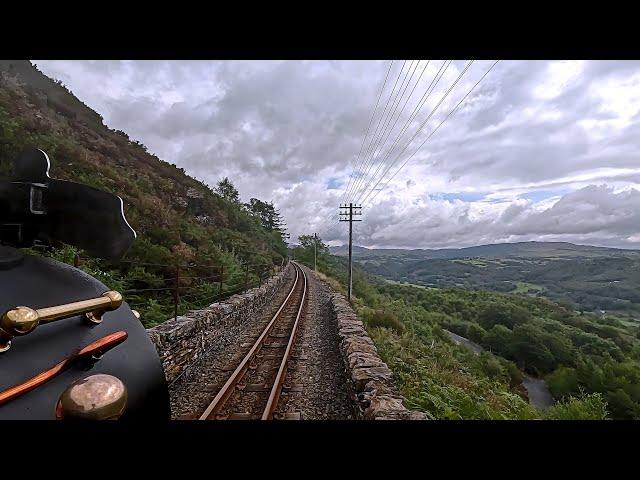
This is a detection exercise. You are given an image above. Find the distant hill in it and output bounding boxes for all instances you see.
[330,241,638,260]
[331,242,640,318]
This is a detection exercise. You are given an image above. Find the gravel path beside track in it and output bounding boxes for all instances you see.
[274,264,355,420]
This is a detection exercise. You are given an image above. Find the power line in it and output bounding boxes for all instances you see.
[344,60,408,202]
[343,61,406,202]
[330,60,453,251]
[352,60,451,203]
[352,60,430,202]
[328,61,487,254]
[349,60,421,202]
[358,60,474,205]
[358,60,469,204]
[324,62,449,239]
[347,60,413,202]
[340,60,394,204]
[366,60,500,205]
[348,59,424,204]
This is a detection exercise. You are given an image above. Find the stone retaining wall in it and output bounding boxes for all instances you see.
[147,264,291,383]
[329,289,428,420]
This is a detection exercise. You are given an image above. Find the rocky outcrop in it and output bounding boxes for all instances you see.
[329,290,429,420]
[147,264,290,384]
[186,187,204,199]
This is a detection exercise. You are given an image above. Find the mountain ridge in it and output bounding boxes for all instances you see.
[334,240,640,317]
[330,241,640,260]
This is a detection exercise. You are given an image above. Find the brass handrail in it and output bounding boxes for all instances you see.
[0,291,123,352]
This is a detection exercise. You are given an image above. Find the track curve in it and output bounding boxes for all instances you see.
[199,261,307,420]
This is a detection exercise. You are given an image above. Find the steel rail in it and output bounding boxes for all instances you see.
[261,263,307,419]
[198,263,302,420]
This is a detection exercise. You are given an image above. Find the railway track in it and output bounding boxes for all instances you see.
[199,261,307,420]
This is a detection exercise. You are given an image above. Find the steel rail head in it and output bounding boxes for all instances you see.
[198,263,300,420]
[261,263,307,420]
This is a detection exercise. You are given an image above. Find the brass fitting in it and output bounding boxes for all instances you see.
[0,291,123,352]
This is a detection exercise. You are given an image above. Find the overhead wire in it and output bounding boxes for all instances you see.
[365,60,500,205]
[327,61,450,239]
[339,60,394,205]
[357,60,474,205]
[343,60,408,201]
[348,60,421,201]
[352,60,451,203]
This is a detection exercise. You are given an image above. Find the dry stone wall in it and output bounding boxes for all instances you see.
[329,288,428,420]
[147,265,291,384]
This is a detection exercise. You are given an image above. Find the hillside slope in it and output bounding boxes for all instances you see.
[0,60,287,325]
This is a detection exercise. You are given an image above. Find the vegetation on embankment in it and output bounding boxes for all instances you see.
[294,235,635,419]
[0,61,288,326]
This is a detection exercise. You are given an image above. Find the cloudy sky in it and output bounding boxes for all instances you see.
[33,60,640,249]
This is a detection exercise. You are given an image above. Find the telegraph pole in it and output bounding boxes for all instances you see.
[339,203,362,301]
[313,232,318,271]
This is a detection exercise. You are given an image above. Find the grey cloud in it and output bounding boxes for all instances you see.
[32,60,640,249]
[348,185,640,249]
[506,186,640,237]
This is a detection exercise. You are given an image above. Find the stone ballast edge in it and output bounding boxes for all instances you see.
[326,279,428,420]
[147,264,291,384]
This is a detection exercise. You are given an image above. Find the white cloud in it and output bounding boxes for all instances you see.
[32,60,640,249]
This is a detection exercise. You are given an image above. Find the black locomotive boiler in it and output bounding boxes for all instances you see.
[0,148,170,420]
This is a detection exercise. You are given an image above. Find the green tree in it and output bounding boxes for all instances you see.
[466,323,487,343]
[605,389,637,419]
[510,324,556,374]
[484,324,513,357]
[544,392,608,420]
[292,234,329,269]
[215,177,240,203]
[245,198,286,236]
[547,366,579,398]
[477,302,531,330]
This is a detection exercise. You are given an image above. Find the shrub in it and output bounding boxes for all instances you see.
[479,353,505,379]
[467,322,487,343]
[605,389,638,419]
[547,366,579,398]
[483,324,513,356]
[501,358,523,387]
[543,392,608,420]
[478,302,531,330]
[361,308,405,334]
[139,299,171,328]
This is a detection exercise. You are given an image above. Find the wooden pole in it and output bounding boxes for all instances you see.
[339,203,361,302]
[174,265,180,321]
[314,232,317,271]
[348,204,353,301]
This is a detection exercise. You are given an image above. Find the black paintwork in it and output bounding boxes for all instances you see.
[0,148,136,260]
[0,248,170,420]
[0,147,169,420]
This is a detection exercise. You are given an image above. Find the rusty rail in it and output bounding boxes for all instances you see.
[262,263,307,419]
[199,262,307,420]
